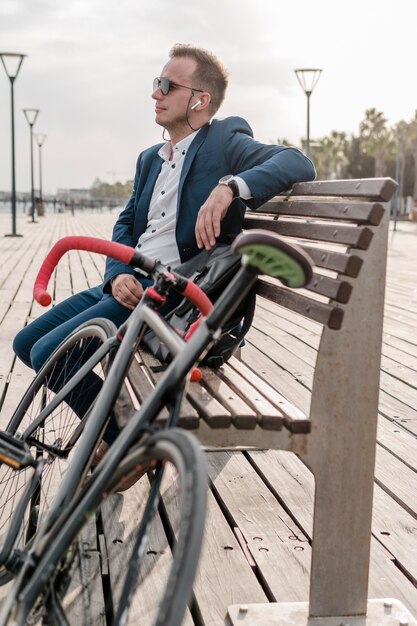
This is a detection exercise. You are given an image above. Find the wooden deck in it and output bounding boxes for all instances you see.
[1,211,417,624]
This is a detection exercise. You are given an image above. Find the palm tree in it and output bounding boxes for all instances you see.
[312,131,349,179]
[359,108,395,177]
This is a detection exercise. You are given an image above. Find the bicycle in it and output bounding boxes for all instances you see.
[0,229,313,625]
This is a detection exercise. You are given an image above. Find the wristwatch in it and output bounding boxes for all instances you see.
[218,175,240,199]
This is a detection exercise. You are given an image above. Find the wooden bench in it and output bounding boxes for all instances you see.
[114,177,417,625]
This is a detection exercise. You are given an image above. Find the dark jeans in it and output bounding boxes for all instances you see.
[13,281,150,444]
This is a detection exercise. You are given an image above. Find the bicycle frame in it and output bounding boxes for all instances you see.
[8,262,259,616]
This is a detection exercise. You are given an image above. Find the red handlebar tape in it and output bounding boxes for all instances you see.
[33,236,136,306]
[182,280,213,317]
[33,236,214,321]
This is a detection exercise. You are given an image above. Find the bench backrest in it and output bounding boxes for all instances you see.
[244,177,397,330]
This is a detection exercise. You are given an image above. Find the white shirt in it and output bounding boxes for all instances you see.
[136,130,252,269]
[136,131,199,268]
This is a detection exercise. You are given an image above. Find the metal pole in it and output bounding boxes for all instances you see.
[306,91,311,159]
[1,52,26,237]
[29,123,36,222]
[34,133,46,216]
[9,77,20,236]
[23,108,39,223]
[294,68,322,160]
[38,143,43,204]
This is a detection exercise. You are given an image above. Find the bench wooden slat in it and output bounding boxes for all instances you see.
[258,200,384,225]
[186,382,233,428]
[307,272,352,303]
[256,283,344,330]
[199,369,258,430]
[127,357,170,424]
[290,177,397,201]
[141,351,233,429]
[139,352,200,430]
[215,364,284,431]
[244,216,374,249]
[301,246,363,277]
[229,358,310,434]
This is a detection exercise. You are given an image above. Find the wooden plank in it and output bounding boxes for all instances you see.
[256,283,344,329]
[306,272,352,303]
[161,460,268,624]
[257,296,323,337]
[382,341,417,372]
[252,308,319,368]
[200,369,258,430]
[101,480,194,625]
[244,215,375,249]
[63,521,106,624]
[240,344,310,416]
[248,449,417,616]
[300,245,363,277]
[372,484,417,586]
[187,381,233,428]
[377,418,417,472]
[229,357,310,433]
[375,445,417,519]
[206,451,311,602]
[257,199,385,225]
[140,352,200,430]
[290,177,397,201]
[217,363,284,431]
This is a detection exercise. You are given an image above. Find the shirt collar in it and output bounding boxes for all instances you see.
[158,129,200,161]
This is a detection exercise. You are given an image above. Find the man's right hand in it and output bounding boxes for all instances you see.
[111,273,144,310]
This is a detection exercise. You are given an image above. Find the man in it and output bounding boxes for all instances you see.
[13,44,315,463]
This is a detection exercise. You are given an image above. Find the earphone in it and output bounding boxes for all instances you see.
[190,99,202,110]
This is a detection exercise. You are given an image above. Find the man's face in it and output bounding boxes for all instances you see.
[152,56,199,133]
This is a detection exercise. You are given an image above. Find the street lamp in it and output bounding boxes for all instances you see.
[22,108,40,223]
[0,52,26,237]
[294,68,322,158]
[34,133,47,215]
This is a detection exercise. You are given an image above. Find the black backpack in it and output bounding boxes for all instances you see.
[142,241,256,368]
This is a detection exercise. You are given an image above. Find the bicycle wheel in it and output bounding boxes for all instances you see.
[15,428,207,626]
[0,318,117,580]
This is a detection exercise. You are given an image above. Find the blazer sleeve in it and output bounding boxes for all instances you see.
[102,155,141,291]
[222,118,316,210]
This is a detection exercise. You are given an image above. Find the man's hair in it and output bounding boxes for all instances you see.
[169,44,229,115]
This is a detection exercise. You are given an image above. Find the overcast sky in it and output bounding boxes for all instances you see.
[0,0,415,194]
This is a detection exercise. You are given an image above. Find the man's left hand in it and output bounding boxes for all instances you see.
[195,185,233,250]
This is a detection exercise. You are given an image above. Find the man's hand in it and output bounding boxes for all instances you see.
[111,273,144,310]
[195,184,234,250]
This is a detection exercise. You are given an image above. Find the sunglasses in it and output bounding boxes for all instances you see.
[153,77,204,96]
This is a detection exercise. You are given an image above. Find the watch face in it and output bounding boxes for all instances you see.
[218,175,239,199]
[219,175,234,184]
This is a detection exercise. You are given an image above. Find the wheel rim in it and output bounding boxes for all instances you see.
[0,320,115,575]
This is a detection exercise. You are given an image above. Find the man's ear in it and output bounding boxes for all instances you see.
[193,92,211,111]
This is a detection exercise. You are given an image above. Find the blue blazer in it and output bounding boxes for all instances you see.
[103,116,315,287]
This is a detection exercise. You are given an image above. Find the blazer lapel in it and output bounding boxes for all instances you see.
[140,152,164,208]
[133,152,163,241]
[177,123,210,215]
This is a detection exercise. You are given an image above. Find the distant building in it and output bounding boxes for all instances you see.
[56,188,91,202]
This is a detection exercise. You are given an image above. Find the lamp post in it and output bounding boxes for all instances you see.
[34,133,47,215]
[294,68,322,158]
[22,108,40,223]
[0,52,26,237]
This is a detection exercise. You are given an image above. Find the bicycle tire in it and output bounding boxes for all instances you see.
[14,428,207,626]
[0,317,117,581]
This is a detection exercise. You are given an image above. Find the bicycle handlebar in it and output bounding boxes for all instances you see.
[33,236,213,316]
